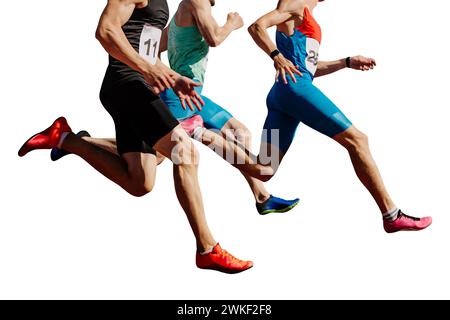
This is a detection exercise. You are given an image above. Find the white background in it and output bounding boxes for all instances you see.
[0,0,449,299]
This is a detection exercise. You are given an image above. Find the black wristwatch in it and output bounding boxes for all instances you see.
[270,49,281,60]
[345,56,351,68]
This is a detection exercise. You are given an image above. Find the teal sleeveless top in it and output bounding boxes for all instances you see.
[168,17,209,83]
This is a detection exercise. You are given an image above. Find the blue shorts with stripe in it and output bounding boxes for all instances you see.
[263,78,352,154]
[160,85,233,130]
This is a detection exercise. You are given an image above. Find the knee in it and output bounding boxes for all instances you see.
[127,173,155,197]
[173,138,200,167]
[232,127,252,147]
[254,163,276,182]
[345,129,369,152]
[258,172,274,182]
[189,146,200,167]
[238,127,252,143]
[129,181,154,197]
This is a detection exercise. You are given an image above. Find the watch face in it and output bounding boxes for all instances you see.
[271,50,280,59]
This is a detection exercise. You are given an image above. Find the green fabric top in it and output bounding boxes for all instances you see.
[168,17,209,83]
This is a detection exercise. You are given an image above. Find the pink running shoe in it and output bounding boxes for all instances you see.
[180,115,204,137]
[383,210,432,233]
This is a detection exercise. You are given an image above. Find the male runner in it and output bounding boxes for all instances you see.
[51,0,299,215]
[18,0,253,274]
[247,0,432,232]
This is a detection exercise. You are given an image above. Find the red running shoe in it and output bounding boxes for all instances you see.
[18,117,72,157]
[196,243,253,274]
[383,210,432,233]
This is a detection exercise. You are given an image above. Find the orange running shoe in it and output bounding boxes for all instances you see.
[196,243,253,274]
[18,117,72,157]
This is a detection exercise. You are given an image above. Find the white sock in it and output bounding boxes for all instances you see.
[383,207,399,221]
[200,243,218,255]
[193,126,205,140]
[57,132,70,149]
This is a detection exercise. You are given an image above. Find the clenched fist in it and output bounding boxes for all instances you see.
[227,12,244,30]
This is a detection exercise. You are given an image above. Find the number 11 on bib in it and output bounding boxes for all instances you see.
[139,24,162,65]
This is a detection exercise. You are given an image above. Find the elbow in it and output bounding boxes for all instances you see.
[209,41,219,48]
[95,24,114,43]
[206,28,226,47]
[95,27,104,42]
[248,22,262,37]
[247,24,255,35]
[206,36,220,48]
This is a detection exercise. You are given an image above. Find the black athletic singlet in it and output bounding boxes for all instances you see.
[103,0,169,87]
[99,0,178,155]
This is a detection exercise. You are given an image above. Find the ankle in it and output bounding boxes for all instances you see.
[255,193,270,204]
[59,132,77,150]
[197,241,217,254]
[383,207,399,221]
[58,132,72,149]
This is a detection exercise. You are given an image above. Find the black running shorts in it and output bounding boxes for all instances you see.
[100,80,179,155]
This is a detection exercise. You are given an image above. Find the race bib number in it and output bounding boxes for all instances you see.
[139,24,162,65]
[305,38,320,75]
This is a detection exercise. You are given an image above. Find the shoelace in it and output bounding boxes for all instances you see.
[218,248,243,265]
[398,211,421,222]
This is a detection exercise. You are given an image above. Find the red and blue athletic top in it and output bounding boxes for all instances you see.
[275,7,322,82]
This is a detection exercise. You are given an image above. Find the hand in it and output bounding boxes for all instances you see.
[173,76,205,111]
[274,54,302,84]
[227,12,244,30]
[143,63,176,94]
[349,55,376,71]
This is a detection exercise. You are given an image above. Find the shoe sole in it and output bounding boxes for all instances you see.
[197,265,253,274]
[385,223,433,233]
[259,199,300,216]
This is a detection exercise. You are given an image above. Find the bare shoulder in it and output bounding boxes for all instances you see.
[189,0,212,10]
[108,0,148,8]
[277,0,306,16]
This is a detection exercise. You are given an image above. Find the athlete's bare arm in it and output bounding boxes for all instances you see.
[96,0,177,93]
[96,0,203,110]
[248,0,304,84]
[159,26,170,54]
[190,0,243,47]
[315,56,377,77]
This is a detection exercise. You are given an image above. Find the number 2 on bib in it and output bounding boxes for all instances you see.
[139,24,162,65]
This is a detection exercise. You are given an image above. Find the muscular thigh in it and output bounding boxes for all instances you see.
[102,81,179,155]
[277,81,353,138]
[198,95,233,131]
[160,87,196,120]
[261,108,300,158]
